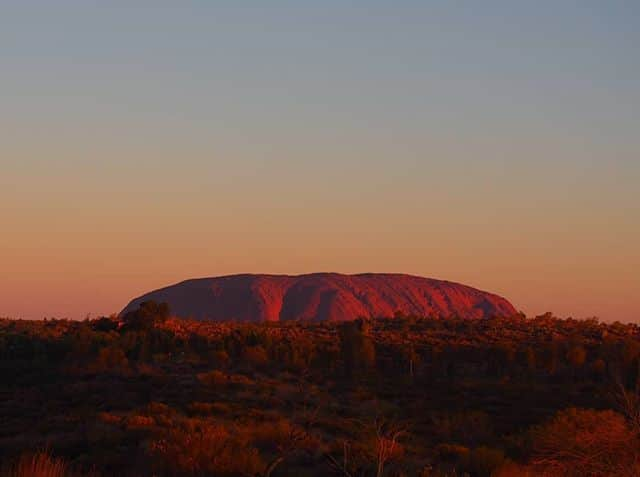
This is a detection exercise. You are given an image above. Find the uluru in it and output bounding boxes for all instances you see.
[121,273,517,322]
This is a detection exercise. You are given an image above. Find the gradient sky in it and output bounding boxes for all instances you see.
[1,1,639,321]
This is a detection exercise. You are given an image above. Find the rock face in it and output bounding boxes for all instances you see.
[121,273,517,322]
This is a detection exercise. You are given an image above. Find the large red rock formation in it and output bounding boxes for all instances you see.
[121,273,516,322]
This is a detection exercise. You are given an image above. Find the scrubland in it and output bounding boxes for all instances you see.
[1,305,640,476]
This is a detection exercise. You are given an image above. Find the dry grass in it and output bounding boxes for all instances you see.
[4,452,67,477]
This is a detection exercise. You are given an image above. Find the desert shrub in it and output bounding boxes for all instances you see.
[135,361,160,377]
[229,373,254,386]
[460,446,505,477]
[369,433,405,469]
[93,346,129,374]
[144,401,173,416]
[91,317,118,333]
[142,402,178,426]
[435,443,470,462]
[188,401,216,415]
[528,407,640,476]
[430,410,493,446]
[491,460,535,477]
[242,345,269,369]
[147,419,264,476]
[210,402,234,414]
[4,451,68,477]
[97,412,121,425]
[251,419,296,451]
[125,414,155,429]
[197,369,227,386]
[326,418,406,477]
[250,418,317,455]
[209,349,230,368]
[121,301,170,332]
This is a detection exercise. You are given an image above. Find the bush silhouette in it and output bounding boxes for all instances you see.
[121,301,170,331]
[529,408,639,476]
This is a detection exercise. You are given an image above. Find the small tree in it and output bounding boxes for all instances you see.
[91,315,119,332]
[371,417,406,477]
[121,301,170,332]
[339,319,375,379]
[324,416,406,477]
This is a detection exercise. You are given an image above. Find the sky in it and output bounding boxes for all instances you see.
[1,1,639,321]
